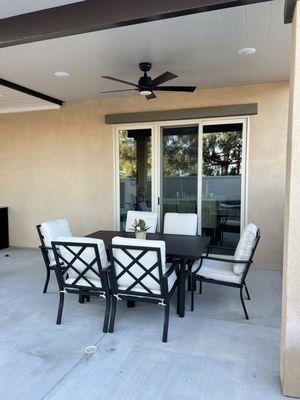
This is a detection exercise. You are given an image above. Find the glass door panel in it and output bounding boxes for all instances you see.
[201,123,243,252]
[161,125,198,230]
[118,129,152,230]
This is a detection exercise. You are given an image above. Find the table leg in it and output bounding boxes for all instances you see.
[127,301,135,308]
[178,258,186,318]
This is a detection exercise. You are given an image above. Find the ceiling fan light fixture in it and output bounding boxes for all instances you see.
[139,89,152,96]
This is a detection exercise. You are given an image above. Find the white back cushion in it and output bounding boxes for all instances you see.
[56,236,109,285]
[163,213,198,236]
[111,236,166,293]
[233,223,258,275]
[125,211,158,233]
[41,219,72,265]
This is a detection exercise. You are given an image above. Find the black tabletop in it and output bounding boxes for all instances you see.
[87,230,211,260]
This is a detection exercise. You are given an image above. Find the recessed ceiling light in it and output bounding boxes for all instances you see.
[54,71,70,78]
[238,47,256,56]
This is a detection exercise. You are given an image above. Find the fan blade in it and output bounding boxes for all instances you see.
[151,71,178,87]
[100,89,137,93]
[146,92,156,100]
[101,76,139,88]
[154,86,196,92]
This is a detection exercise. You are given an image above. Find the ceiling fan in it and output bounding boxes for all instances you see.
[100,62,196,100]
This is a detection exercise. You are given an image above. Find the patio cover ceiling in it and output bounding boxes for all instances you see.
[0,0,291,112]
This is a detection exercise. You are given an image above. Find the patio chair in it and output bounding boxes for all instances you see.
[109,236,178,342]
[163,212,198,235]
[125,210,158,233]
[51,237,111,332]
[190,223,260,319]
[36,219,72,293]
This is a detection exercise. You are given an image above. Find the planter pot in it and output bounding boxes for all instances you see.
[135,231,147,240]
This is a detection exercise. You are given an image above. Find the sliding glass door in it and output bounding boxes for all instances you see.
[161,125,199,225]
[115,119,247,251]
[116,127,153,231]
[201,122,244,251]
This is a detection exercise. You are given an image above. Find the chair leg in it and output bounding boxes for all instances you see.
[56,292,64,325]
[244,283,251,300]
[191,274,195,312]
[78,293,84,303]
[162,301,170,343]
[109,296,117,333]
[102,294,111,333]
[176,286,180,315]
[43,269,50,294]
[240,287,249,320]
[199,279,202,295]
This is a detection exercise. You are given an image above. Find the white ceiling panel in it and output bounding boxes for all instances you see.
[0,0,291,109]
[0,0,84,19]
[0,86,60,113]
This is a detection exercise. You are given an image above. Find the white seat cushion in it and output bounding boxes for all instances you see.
[163,213,198,235]
[195,255,242,284]
[111,236,174,295]
[125,211,158,233]
[233,223,258,275]
[41,219,72,266]
[56,236,109,288]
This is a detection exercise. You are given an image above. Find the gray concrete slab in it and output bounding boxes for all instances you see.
[0,248,284,400]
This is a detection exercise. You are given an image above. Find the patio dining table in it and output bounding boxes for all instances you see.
[87,230,211,317]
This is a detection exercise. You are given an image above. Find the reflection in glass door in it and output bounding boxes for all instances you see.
[201,123,243,252]
[118,128,152,230]
[161,125,198,229]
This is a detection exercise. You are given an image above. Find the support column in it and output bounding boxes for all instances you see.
[281,1,300,397]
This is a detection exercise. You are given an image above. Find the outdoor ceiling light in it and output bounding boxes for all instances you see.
[238,47,256,56]
[54,71,70,78]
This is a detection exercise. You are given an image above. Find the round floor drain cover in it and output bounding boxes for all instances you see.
[85,345,98,354]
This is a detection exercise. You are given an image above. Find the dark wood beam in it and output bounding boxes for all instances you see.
[0,78,63,106]
[284,0,298,24]
[0,0,272,48]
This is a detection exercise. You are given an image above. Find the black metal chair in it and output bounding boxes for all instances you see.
[36,219,72,293]
[109,237,178,342]
[52,238,111,332]
[190,227,260,319]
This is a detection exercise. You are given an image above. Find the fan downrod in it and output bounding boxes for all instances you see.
[139,62,152,73]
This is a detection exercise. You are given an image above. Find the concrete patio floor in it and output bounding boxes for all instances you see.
[0,247,284,400]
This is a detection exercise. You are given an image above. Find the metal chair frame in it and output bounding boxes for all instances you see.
[190,229,260,319]
[52,240,111,333]
[109,244,178,342]
[36,224,57,293]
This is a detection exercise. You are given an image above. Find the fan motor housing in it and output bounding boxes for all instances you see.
[139,62,152,72]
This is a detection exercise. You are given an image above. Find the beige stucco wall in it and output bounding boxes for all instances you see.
[0,81,288,267]
[281,2,300,397]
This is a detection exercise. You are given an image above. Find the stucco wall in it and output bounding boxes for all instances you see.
[0,82,289,268]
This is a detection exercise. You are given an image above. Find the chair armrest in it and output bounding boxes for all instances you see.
[201,255,252,264]
[39,245,52,251]
[164,260,180,278]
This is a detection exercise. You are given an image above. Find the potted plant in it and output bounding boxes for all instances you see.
[131,218,150,240]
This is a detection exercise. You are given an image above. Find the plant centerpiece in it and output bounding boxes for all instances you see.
[131,218,150,240]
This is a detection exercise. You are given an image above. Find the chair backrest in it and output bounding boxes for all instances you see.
[233,223,260,276]
[52,237,109,291]
[39,219,72,266]
[163,213,198,235]
[125,211,158,233]
[109,236,167,298]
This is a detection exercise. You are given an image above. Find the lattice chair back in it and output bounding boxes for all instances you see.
[52,237,110,294]
[110,236,168,299]
[125,211,158,233]
[39,219,72,266]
